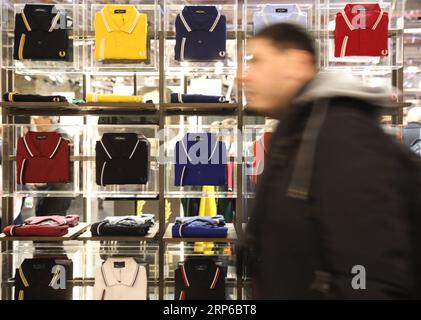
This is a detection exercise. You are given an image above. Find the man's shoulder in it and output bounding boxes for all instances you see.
[322,97,385,135]
[318,97,399,154]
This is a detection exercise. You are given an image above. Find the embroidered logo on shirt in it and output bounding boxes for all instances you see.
[113,261,126,268]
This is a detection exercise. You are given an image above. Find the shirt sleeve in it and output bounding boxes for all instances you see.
[133,265,148,300]
[93,266,106,300]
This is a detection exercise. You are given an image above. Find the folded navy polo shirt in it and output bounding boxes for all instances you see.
[170,93,227,103]
[175,6,227,61]
[174,132,227,186]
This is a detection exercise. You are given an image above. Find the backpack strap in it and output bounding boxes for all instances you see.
[287,99,329,200]
[286,99,333,296]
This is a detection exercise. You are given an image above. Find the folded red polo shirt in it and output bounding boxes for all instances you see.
[334,3,389,57]
[3,215,79,236]
[16,131,70,184]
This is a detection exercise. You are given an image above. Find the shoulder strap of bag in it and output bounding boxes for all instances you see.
[286,99,332,296]
[287,99,329,200]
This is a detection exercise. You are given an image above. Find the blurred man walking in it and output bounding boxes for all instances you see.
[245,23,421,299]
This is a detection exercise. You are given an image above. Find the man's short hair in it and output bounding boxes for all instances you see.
[255,23,316,60]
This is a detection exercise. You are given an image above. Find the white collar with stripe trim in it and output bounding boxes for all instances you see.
[23,131,63,159]
[101,257,140,287]
[100,5,141,34]
[179,6,222,33]
[180,263,221,289]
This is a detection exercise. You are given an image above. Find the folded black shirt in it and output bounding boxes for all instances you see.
[90,216,154,236]
[14,4,71,61]
[3,92,67,102]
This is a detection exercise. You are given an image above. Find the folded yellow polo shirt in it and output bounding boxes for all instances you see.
[94,5,148,60]
[86,94,143,103]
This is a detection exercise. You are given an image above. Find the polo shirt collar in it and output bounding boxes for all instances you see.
[180,6,221,32]
[181,132,219,162]
[181,259,221,289]
[261,4,301,16]
[23,131,63,159]
[22,4,61,33]
[100,133,140,160]
[100,5,141,34]
[341,3,385,31]
[101,257,140,287]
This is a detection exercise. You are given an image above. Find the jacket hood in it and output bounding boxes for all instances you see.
[293,72,395,109]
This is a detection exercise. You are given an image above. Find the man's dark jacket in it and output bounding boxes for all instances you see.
[247,73,419,299]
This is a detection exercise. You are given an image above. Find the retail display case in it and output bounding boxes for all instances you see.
[0,0,410,301]
[319,0,405,71]
[1,1,81,72]
[163,122,239,198]
[84,1,160,72]
[84,124,159,199]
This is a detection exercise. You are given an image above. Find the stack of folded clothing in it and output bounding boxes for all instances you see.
[3,215,79,237]
[3,92,67,102]
[170,93,227,103]
[85,93,143,103]
[90,214,155,236]
[172,215,228,238]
